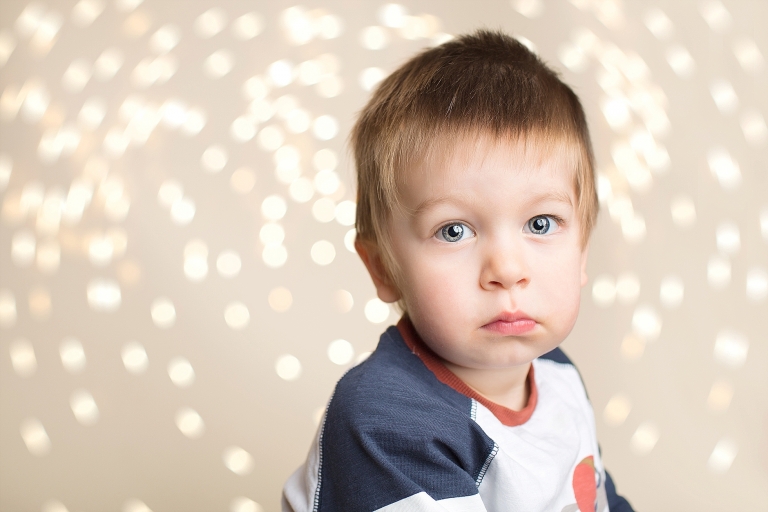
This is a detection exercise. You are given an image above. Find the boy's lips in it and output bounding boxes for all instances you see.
[481,311,537,335]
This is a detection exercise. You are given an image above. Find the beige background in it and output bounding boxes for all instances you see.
[1,0,767,511]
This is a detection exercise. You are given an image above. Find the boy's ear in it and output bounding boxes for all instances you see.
[354,238,401,303]
[580,243,590,287]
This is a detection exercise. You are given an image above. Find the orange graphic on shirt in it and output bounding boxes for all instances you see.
[572,455,597,512]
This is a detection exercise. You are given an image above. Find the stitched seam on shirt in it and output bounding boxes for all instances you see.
[470,398,478,421]
[312,391,335,512]
[476,442,499,487]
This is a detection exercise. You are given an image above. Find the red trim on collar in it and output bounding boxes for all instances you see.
[397,315,537,427]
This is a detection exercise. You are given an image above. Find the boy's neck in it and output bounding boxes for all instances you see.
[441,360,532,412]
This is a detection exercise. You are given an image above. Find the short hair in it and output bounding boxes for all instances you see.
[352,29,598,298]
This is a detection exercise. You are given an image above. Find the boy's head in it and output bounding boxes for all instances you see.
[352,30,598,368]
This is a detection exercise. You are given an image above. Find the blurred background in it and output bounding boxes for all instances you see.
[0,0,766,511]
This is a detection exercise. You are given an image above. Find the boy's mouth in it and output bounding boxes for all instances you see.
[482,312,537,336]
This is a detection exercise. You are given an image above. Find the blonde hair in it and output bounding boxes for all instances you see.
[351,30,598,301]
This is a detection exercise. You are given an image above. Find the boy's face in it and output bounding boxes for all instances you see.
[361,133,589,372]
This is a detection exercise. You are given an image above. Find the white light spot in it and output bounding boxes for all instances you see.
[312,198,336,223]
[0,290,16,327]
[312,115,338,141]
[289,177,314,203]
[262,245,288,268]
[0,31,15,67]
[335,289,354,313]
[181,107,206,136]
[603,393,631,427]
[313,149,337,172]
[121,341,148,374]
[223,446,254,475]
[630,421,659,455]
[365,298,390,324]
[275,354,302,381]
[511,0,543,18]
[715,222,740,255]
[60,337,86,374]
[258,125,284,151]
[360,26,389,50]
[149,24,181,54]
[88,235,114,266]
[707,147,741,190]
[259,223,285,246]
[230,167,256,194]
[225,302,250,330]
[316,14,343,39]
[0,154,11,190]
[285,108,311,134]
[229,117,257,144]
[643,7,673,40]
[665,45,695,78]
[10,339,36,377]
[316,75,344,98]
[699,0,731,33]
[314,170,340,196]
[230,497,263,512]
[707,255,731,289]
[195,8,227,39]
[158,180,183,209]
[151,297,176,328]
[311,240,336,265]
[335,201,356,226]
[70,389,99,426]
[114,0,143,13]
[708,438,737,473]
[78,96,106,129]
[621,213,646,243]
[298,59,323,85]
[62,58,92,93]
[714,330,748,368]
[558,42,587,73]
[170,197,195,225]
[201,144,227,173]
[707,379,733,413]
[732,38,764,74]
[268,59,294,87]
[359,67,386,91]
[204,50,234,78]
[261,195,287,220]
[379,4,408,27]
[601,97,630,131]
[344,228,357,253]
[175,407,205,439]
[268,287,292,312]
[591,275,616,307]
[709,79,738,114]
[12,229,35,267]
[216,251,241,278]
[168,357,194,387]
[327,339,354,365]
[20,418,50,456]
[232,12,263,40]
[122,499,152,512]
[93,47,123,80]
[746,267,768,302]
[87,279,121,311]
[670,195,696,227]
[659,275,684,309]
[621,333,645,361]
[183,252,208,282]
[739,110,767,146]
[632,304,661,341]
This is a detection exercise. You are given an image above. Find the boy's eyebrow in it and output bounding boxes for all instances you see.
[413,189,574,216]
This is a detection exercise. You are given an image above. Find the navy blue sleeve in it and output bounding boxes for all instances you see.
[316,330,496,511]
[605,469,635,512]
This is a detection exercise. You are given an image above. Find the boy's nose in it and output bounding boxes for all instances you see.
[479,239,530,290]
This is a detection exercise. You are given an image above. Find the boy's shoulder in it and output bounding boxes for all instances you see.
[328,325,473,425]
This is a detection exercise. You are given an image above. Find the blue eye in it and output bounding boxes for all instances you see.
[436,222,474,243]
[527,215,557,235]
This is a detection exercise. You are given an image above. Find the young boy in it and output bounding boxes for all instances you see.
[283,30,634,512]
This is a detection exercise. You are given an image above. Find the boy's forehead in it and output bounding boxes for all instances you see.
[399,131,581,200]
